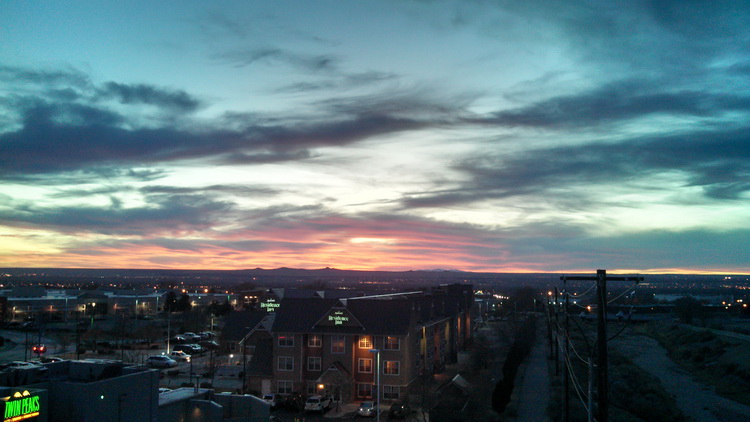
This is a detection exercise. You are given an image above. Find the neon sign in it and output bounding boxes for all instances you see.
[3,391,40,422]
[260,299,280,312]
[328,310,349,325]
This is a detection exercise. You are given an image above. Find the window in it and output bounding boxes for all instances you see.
[358,358,372,373]
[228,341,238,352]
[357,383,373,398]
[278,335,294,347]
[383,360,400,375]
[278,380,293,395]
[383,385,399,400]
[358,336,372,349]
[307,381,318,395]
[307,356,321,371]
[331,335,345,354]
[385,336,400,350]
[308,334,322,347]
[278,356,294,371]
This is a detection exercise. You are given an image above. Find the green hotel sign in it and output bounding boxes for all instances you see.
[328,310,350,325]
[260,298,280,312]
[3,391,40,421]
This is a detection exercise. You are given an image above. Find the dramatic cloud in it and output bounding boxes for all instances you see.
[1,1,748,273]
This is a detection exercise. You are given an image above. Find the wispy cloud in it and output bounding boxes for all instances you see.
[97,82,201,112]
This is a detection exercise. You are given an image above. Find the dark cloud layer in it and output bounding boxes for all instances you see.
[404,125,750,208]
[479,79,750,128]
[0,72,434,179]
[0,193,232,236]
[98,82,201,112]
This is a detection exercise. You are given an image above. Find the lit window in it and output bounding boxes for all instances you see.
[358,358,372,373]
[308,335,322,347]
[385,336,400,350]
[383,360,400,375]
[358,336,372,349]
[278,356,294,371]
[331,335,345,354]
[278,335,294,347]
[307,356,321,371]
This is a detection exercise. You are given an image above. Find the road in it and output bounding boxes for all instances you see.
[0,329,61,362]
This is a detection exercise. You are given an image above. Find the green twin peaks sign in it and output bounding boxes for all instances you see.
[2,390,41,422]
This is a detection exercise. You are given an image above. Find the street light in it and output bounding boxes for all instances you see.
[240,327,251,394]
[369,349,381,422]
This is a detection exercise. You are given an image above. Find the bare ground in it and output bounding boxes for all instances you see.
[610,333,750,422]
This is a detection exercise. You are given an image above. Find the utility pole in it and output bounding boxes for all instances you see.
[596,269,608,422]
[562,270,643,422]
[553,287,560,375]
[563,278,570,422]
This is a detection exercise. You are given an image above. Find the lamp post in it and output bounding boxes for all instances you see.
[240,327,251,394]
[369,349,381,422]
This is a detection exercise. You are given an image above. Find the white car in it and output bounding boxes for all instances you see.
[169,351,191,362]
[146,355,178,368]
[0,361,41,371]
[304,395,332,412]
[181,332,201,341]
[263,394,281,408]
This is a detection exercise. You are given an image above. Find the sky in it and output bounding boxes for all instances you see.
[0,1,748,274]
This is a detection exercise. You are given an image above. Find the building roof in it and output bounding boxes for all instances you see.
[272,298,413,335]
[221,311,268,342]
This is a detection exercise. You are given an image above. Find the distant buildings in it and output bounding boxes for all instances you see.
[0,287,240,322]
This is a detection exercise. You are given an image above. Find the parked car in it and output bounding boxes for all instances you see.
[172,344,203,355]
[263,394,281,409]
[21,322,37,331]
[357,401,378,418]
[199,331,215,339]
[388,402,412,419]
[146,355,178,368]
[0,361,41,371]
[186,344,204,354]
[38,357,64,364]
[282,392,306,411]
[199,340,219,350]
[304,395,332,412]
[96,341,115,353]
[169,335,187,344]
[169,351,191,362]
[158,388,172,394]
[181,332,201,341]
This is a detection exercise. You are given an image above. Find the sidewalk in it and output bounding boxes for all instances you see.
[510,320,550,421]
[324,402,360,418]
